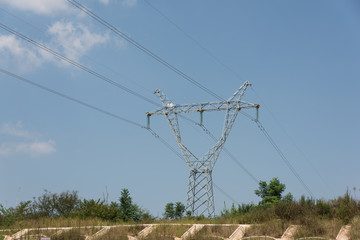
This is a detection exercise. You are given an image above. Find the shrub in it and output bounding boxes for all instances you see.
[274,200,301,220]
[315,199,333,218]
[31,190,80,218]
[334,190,358,224]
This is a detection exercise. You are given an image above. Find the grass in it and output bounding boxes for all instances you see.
[350,216,360,240]
[187,225,238,240]
[0,230,16,240]
[293,218,342,239]
[0,215,357,240]
[242,237,276,240]
[144,224,191,239]
[244,220,288,238]
[94,225,145,240]
[295,238,328,240]
[0,217,115,230]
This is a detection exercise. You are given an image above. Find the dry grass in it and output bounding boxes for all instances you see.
[294,218,342,239]
[350,216,360,240]
[94,225,145,240]
[3,217,114,230]
[244,220,288,238]
[0,229,17,239]
[241,237,275,240]
[1,217,357,240]
[187,225,238,240]
[144,224,191,239]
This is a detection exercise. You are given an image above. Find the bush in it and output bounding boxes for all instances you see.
[31,190,80,218]
[274,200,301,220]
[334,190,358,224]
[315,199,333,217]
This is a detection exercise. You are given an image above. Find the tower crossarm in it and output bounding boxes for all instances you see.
[147,101,258,116]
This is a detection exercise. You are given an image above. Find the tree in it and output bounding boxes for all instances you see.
[164,202,185,219]
[31,190,80,218]
[254,177,287,205]
[164,202,175,219]
[119,188,138,222]
[174,202,185,219]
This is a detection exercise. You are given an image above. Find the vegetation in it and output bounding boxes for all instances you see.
[163,202,185,220]
[254,177,292,206]
[0,179,359,239]
[0,188,152,228]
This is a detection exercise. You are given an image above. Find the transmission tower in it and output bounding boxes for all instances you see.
[146,81,259,217]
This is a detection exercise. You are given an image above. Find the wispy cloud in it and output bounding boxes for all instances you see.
[0,35,45,72]
[0,122,56,157]
[0,20,112,71]
[1,121,32,138]
[48,21,110,61]
[99,0,110,5]
[122,0,137,7]
[0,0,70,15]
[98,0,137,7]
[0,140,56,157]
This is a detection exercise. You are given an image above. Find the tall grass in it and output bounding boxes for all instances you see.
[1,191,359,239]
[350,216,360,240]
[244,220,287,238]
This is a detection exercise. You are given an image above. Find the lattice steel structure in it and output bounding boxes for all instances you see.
[147,81,259,217]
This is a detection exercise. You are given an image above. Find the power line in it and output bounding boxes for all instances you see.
[142,0,244,82]
[0,67,239,207]
[0,68,146,129]
[0,22,257,191]
[179,115,259,184]
[0,7,154,96]
[1,6,291,204]
[1,6,300,206]
[0,67,182,162]
[138,2,314,195]
[250,86,329,190]
[79,0,313,198]
[213,183,240,206]
[237,107,315,198]
[0,13,258,190]
[0,23,161,108]
[66,0,224,101]
[256,121,315,198]
[138,3,315,195]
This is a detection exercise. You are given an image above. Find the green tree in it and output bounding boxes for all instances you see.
[254,177,287,205]
[174,202,185,219]
[164,202,185,219]
[31,190,80,218]
[118,188,142,222]
[77,199,109,219]
[164,202,175,219]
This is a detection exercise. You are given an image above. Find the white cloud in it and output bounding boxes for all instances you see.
[0,35,45,72]
[1,122,32,138]
[0,122,56,157]
[99,0,110,5]
[122,0,137,7]
[0,140,56,157]
[48,21,110,61]
[0,0,70,15]
[98,0,137,7]
[0,21,112,71]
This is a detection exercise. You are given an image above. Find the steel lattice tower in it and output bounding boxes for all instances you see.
[147,81,259,217]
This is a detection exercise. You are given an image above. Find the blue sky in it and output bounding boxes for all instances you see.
[0,0,359,216]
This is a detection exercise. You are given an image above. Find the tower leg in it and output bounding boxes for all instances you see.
[186,168,215,217]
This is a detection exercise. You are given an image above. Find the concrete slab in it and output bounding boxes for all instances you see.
[85,226,110,240]
[178,224,204,240]
[226,224,251,240]
[336,225,351,240]
[278,225,299,240]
